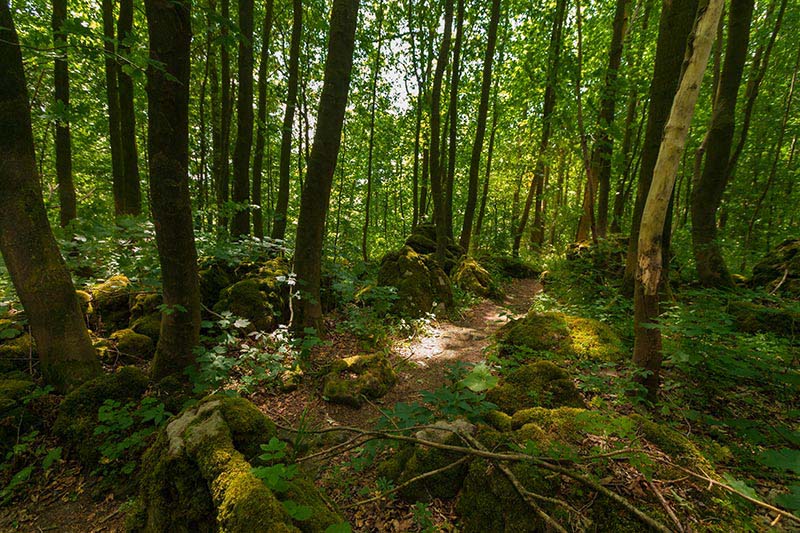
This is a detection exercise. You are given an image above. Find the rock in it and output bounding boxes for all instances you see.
[497,311,624,363]
[130,293,161,320]
[728,300,799,337]
[751,238,800,297]
[110,329,155,361]
[198,259,234,308]
[75,290,93,316]
[483,255,540,279]
[566,235,629,279]
[485,361,585,414]
[53,366,149,466]
[452,257,500,299]
[127,395,341,533]
[90,275,132,331]
[131,312,161,343]
[212,258,290,332]
[321,354,397,407]
[0,333,34,373]
[404,223,464,274]
[377,246,453,317]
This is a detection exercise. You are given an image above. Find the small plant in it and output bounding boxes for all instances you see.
[251,437,312,521]
[411,501,436,532]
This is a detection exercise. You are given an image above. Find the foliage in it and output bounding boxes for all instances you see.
[251,437,312,521]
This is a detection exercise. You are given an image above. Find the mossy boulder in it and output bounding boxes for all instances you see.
[751,238,800,298]
[213,264,289,332]
[53,366,150,466]
[497,311,624,362]
[110,329,156,362]
[483,255,540,279]
[75,290,93,316]
[404,223,464,274]
[485,361,584,414]
[131,312,162,342]
[90,275,132,331]
[321,354,397,407]
[377,246,453,317]
[0,333,34,373]
[130,293,161,320]
[198,259,234,308]
[566,235,629,280]
[452,257,500,299]
[728,300,799,337]
[128,395,341,533]
[377,419,475,502]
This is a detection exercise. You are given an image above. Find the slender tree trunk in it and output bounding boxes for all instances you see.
[102,0,125,217]
[271,0,302,242]
[444,0,464,240]
[0,4,100,392]
[690,0,754,287]
[634,0,722,401]
[118,0,140,215]
[209,0,222,230]
[294,0,360,333]
[622,0,699,294]
[252,0,275,240]
[473,97,499,254]
[144,0,202,380]
[420,147,429,220]
[215,0,232,232]
[53,0,76,226]
[459,0,500,252]
[230,0,254,237]
[362,2,384,262]
[512,0,566,256]
[197,19,211,229]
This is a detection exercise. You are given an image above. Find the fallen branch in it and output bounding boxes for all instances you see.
[648,480,685,533]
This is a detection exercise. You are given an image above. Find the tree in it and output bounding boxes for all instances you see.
[271,0,302,242]
[53,0,76,226]
[230,0,255,237]
[252,0,275,240]
[0,2,101,392]
[214,0,233,232]
[293,0,360,332]
[144,0,202,380]
[634,0,724,401]
[445,0,465,239]
[118,0,141,216]
[102,0,124,216]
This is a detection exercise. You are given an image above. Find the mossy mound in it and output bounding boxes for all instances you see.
[198,259,234,308]
[90,275,132,331]
[130,293,161,320]
[0,333,34,373]
[110,329,155,362]
[486,361,585,414]
[0,378,36,456]
[452,257,500,299]
[566,235,629,279]
[130,312,161,342]
[728,300,799,337]
[321,354,397,407]
[377,420,475,502]
[751,238,800,298]
[404,223,464,274]
[497,311,624,362]
[53,366,150,466]
[213,260,290,333]
[128,395,341,533]
[75,290,93,316]
[377,246,453,317]
[483,255,540,279]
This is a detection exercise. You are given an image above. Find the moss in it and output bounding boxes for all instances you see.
[751,238,800,297]
[130,293,161,320]
[377,246,453,317]
[453,258,501,299]
[284,477,343,532]
[321,354,398,407]
[629,414,713,472]
[130,312,161,342]
[214,279,278,332]
[728,300,799,336]
[54,366,150,466]
[486,361,585,414]
[75,290,93,316]
[497,312,624,363]
[0,378,35,456]
[0,333,34,373]
[91,275,132,331]
[484,410,513,432]
[485,255,540,279]
[198,260,234,308]
[110,329,155,361]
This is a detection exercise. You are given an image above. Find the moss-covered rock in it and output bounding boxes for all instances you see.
[131,312,161,342]
[497,311,624,362]
[485,361,585,414]
[483,255,540,279]
[53,366,150,466]
[484,410,513,432]
[128,395,341,533]
[321,354,397,407]
[76,290,93,316]
[213,270,289,333]
[452,257,500,299]
[566,235,629,280]
[0,333,34,373]
[377,246,453,317]
[404,223,464,274]
[751,238,800,298]
[90,275,132,331]
[198,259,234,308]
[110,329,156,362]
[130,293,161,320]
[728,300,799,337]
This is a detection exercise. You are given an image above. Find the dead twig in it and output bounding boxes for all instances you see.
[648,480,684,533]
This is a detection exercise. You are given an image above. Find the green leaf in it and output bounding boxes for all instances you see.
[282,500,312,521]
[460,362,499,392]
[757,449,800,474]
[324,522,353,533]
[775,485,800,512]
[42,447,62,470]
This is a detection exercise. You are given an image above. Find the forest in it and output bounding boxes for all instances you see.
[0,0,798,529]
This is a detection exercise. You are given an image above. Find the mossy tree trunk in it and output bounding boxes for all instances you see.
[230,0,254,238]
[102,0,124,217]
[444,0,465,240]
[271,0,302,243]
[251,0,275,240]
[634,0,723,401]
[293,0,360,333]
[118,0,141,216]
[0,4,101,392]
[53,0,76,227]
[144,0,202,380]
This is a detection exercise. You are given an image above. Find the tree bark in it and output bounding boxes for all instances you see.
[102,0,125,217]
[362,2,384,262]
[230,0,255,237]
[252,0,275,240]
[445,0,464,240]
[634,0,723,401]
[118,0,141,216]
[144,0,202,380]
[214,0,232,232]
[271,0,302,242]
[459,0,500,252]
[690,0,754,288]
[294,0,360,332]
[53,0,76,226]
[622,0,699,294]
[0,4,100,392]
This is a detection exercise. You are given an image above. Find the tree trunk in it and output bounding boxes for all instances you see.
[420,147,429,220]
[102,0,125,217]
[0,4,100,392]
[459,0,500,252]
[144,0,202,380]
[444,0,464,240]
[118,0,141,216]
[690,0,754,288]
[622,0,699,294]
[634,0,723,401]
[362,1,384,262]
[251,0,275,240]
[215,0,232,232]
[294,0,360,332]
[53,0,76,227]
[230,0,254,237]
[473,96,499,254]
[271,0,302,242]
